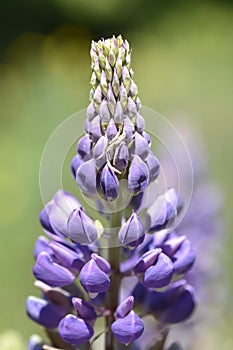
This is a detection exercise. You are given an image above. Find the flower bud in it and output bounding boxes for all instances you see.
[118,212,145,248]
[40,191,81,237]
[135,113,145,133]
[127,97,137,118]
[145,151,160,182]
[143,252,173,289]
[133,131,149,159]
[147,280,196,324]
[128,155,149,194]
[93,135,108,169]
[72,297,97,323]
[34,236,53,259]
[80,257,110,295]
[77,134,92,159]
[88,115,103,142]
[106,119,117,140]
[33,252,75,287]
[49,241,85,273]
[114,142,129,172]
[67,207,98,245]
[111,310,144,344]
[99,99,111,123]
[58,314,94,345]
[76,158,98,196]
[170,238,195,275]
[70,154,82,179]
[86,101,97,121]
[100,164,120,201]
[134,248,162,274]
[91,253,111,274]
[114,100,124,123]
[146,188,183,232]
[26,296,67,328]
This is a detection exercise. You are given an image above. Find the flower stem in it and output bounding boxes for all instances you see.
[106,211,122,350]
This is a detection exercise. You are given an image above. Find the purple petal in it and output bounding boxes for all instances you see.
[72,297,97,322]
[70,154,83,179]
[58,314,94,345]
[118,212,145,248]
[49,241,85,273]
[100,164,119,201]
[88,115,103,142]
[77,134,92,159]
[114,143,129,172]
[76,159,98,196]
[133,132,149,159]
[135,113,145,133]
[145,151,160,182]
[80,259,110,294]
[91,253,111,274]
[111,310,144,344]
[34,236,53,259]
[26,296,67,328]
[106,119,117,140]
[115,296,134,318]
[67,208,98,245]
[172,239,195,275]
[134,248,162,274]
[143,253,173,289]
[33,252,75,287]
[128,155,149,194]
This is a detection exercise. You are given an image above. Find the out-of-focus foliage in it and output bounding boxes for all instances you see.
[0,0,232,348]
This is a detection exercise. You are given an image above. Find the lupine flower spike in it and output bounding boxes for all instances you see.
[27,35,197,350]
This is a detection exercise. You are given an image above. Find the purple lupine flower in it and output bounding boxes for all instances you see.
[27,36,200,350]
[33,252,75,287]
[26,296,67,328]
[111,310,144,344]
[58,314,94,345]
[79,254,110,296]
[67,207,98,244]
[118,212,145,248]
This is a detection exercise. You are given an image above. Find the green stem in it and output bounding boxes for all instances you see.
[106,211,122,350]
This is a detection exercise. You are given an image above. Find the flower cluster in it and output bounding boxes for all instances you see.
[27,36,196,350]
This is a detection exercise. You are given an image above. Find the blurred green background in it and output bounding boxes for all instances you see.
[0,0,233,349]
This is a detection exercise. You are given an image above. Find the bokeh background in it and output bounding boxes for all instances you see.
[0,0,233,349]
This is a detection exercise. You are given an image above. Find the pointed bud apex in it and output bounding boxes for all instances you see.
[127,97,137,118]
[93,136,108,169]
[115,296,134,318]
[58,314,94,345]
[114,101,124,123]
[109,49,116,67]
[118,212,145,248]
[116,56,123,77]
[123,117,134,140]
[76,159,98,196]
[91,253,111,274]
[33,252,75,287]
[120,83,128,111]
[93,85,102,106]
[142,131,151,145]
[114,142,129,171]
[134,248,162,274]
[105,59,113,81]
[111,310,144,344]
[100,164,120,201]
[67,208,98,245]
[130,80,138,96]
[128,155,149,194]
[106,119,117,140]
[112,69,120,97]
[107,85,116,115]
[72,298,97,323]
[100,71,108,95]
[143,252,173,289]
[99,99,111,123]
[88,115,103,142]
